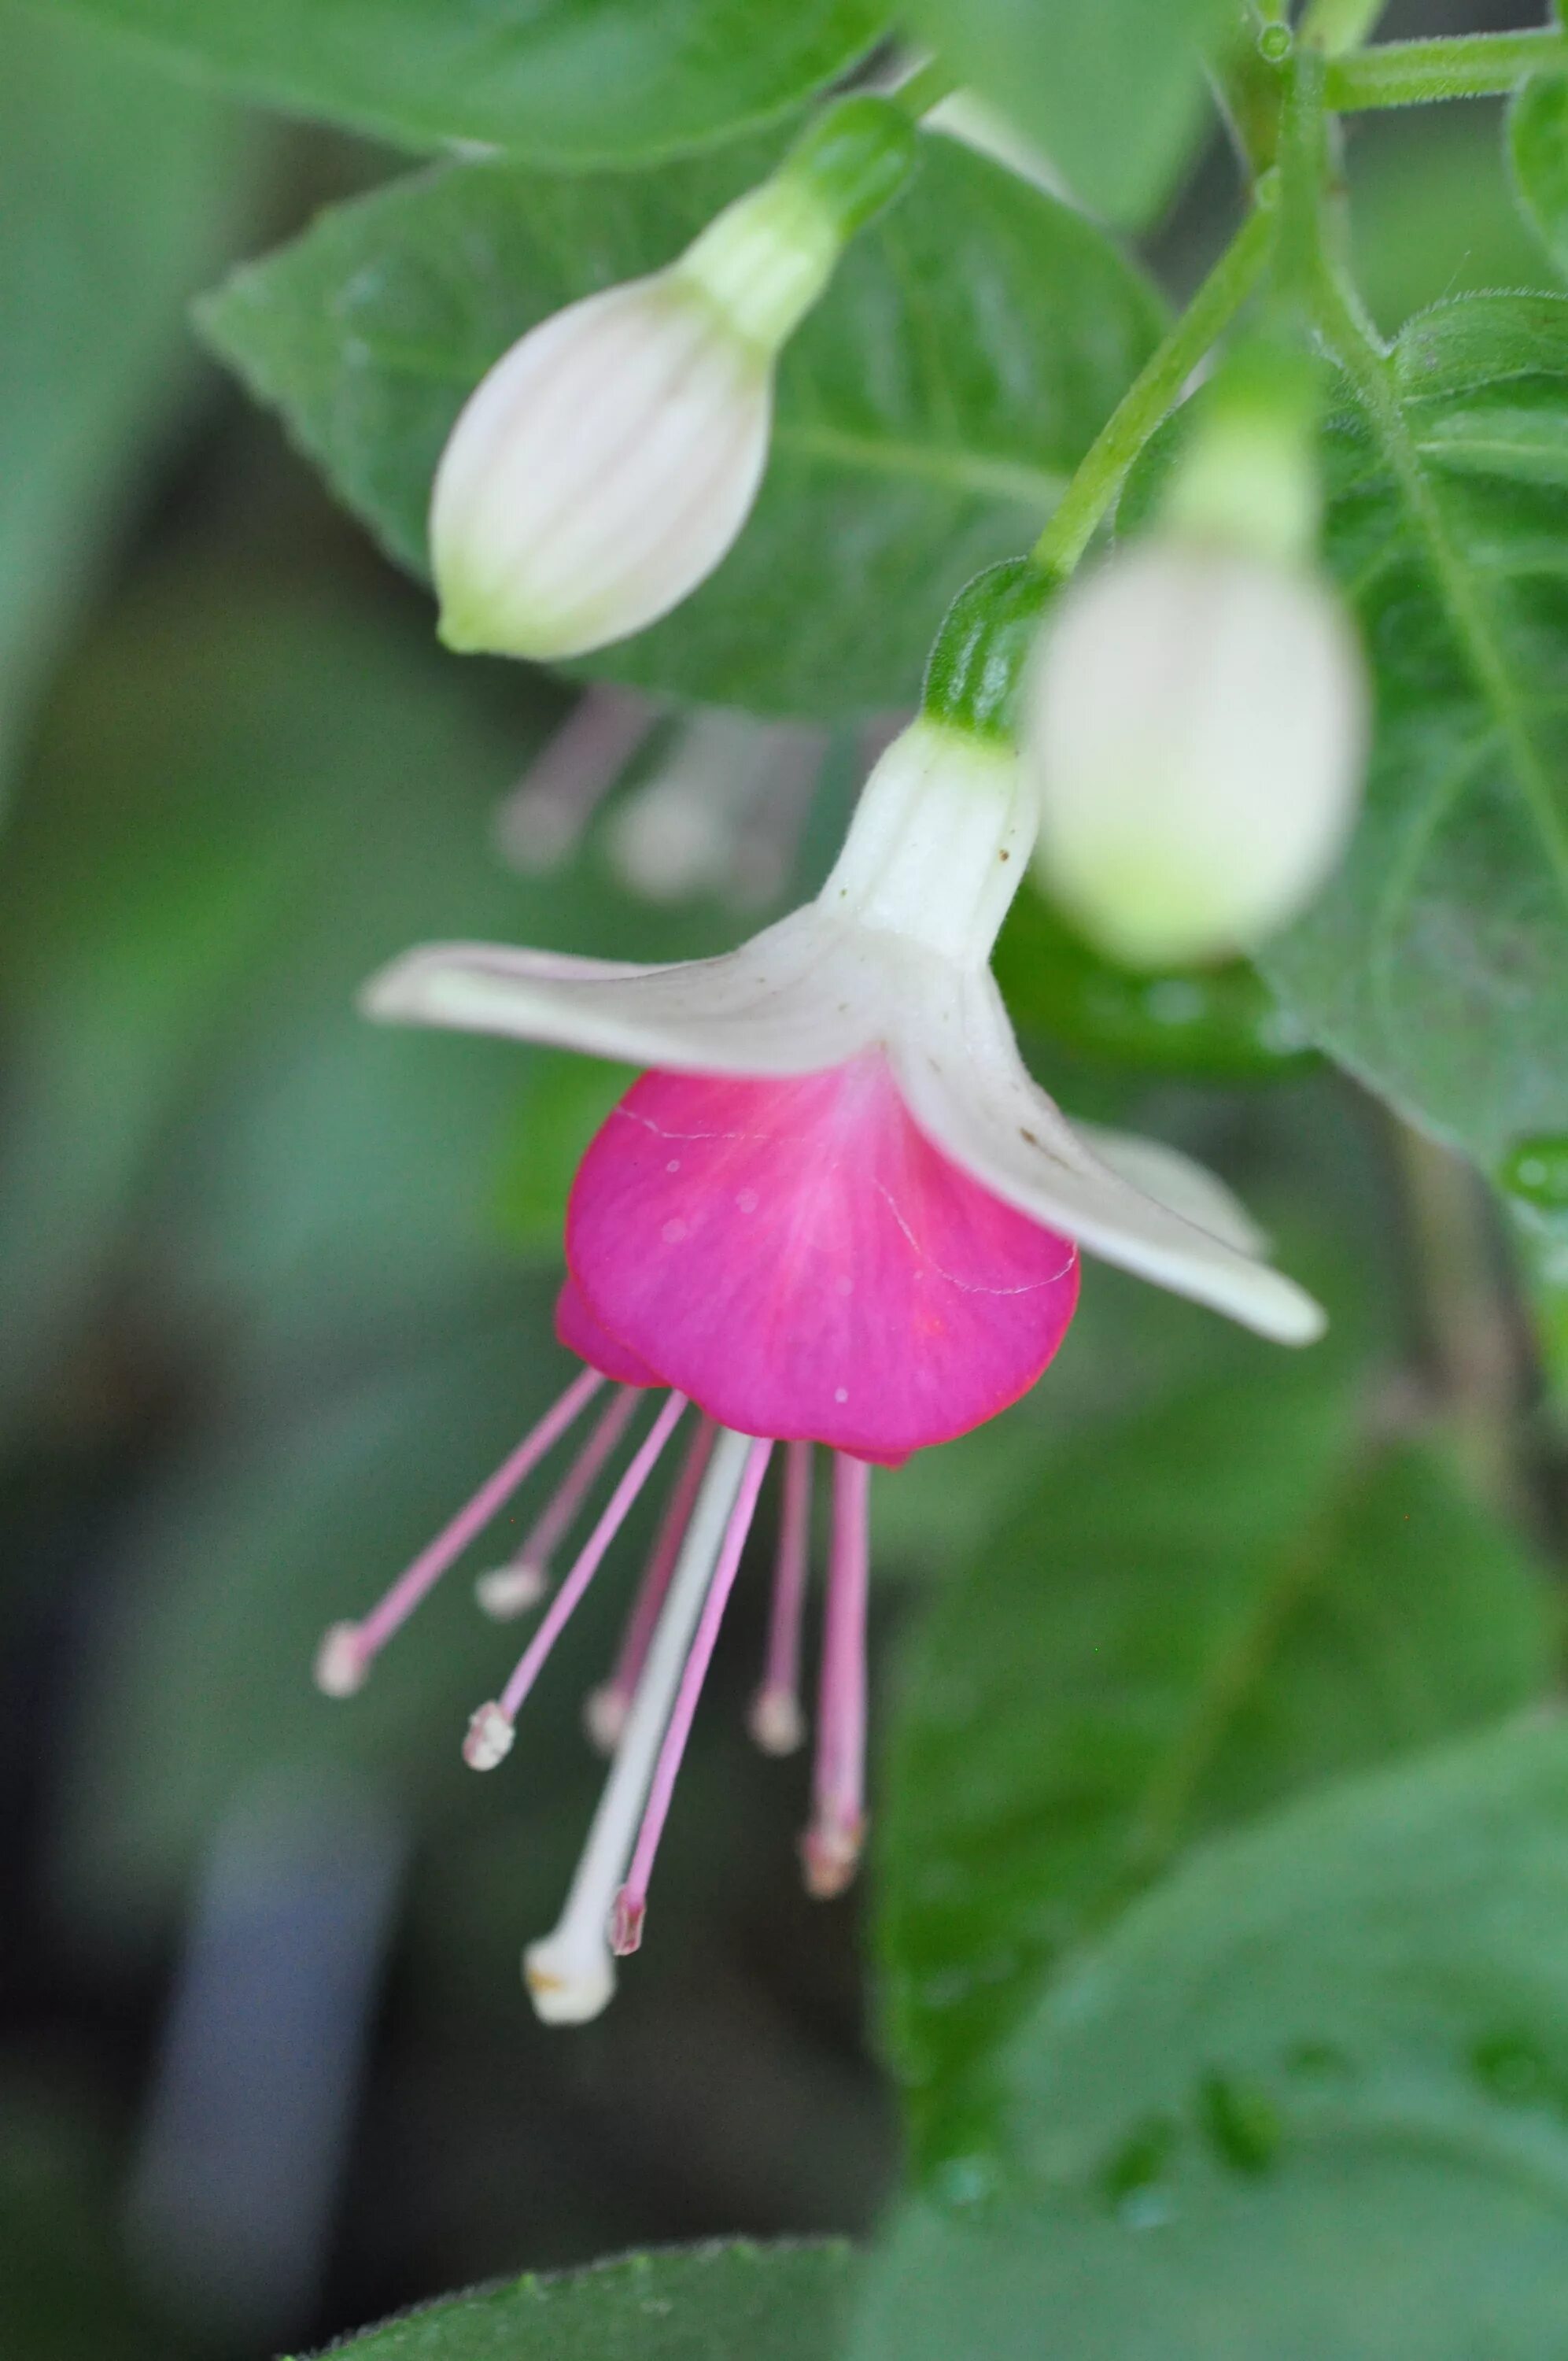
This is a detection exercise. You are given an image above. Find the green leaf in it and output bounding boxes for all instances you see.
[879,1362,1552,2173]
[901,0,1232,226]
[200,134,1165,716]
[1253,296,1568,1178]
[291,2239,854,2358]
[0,2,245,781]
[1352,102,1552,336]
[1511,74,1568,283]
[857,1721,1568,2360]
[37,0,887,167]
[994,883,1316,1082]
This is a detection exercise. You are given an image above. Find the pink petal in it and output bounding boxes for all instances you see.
[566,1058,1079,1464]
[555,1276,665,1388]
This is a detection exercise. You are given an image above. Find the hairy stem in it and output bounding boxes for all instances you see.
[1300,0,1389,56]
[1326,28,1567,110]
[888,55,961,120]
[1030,198,1278,578]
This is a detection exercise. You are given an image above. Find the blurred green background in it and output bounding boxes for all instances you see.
[0,2,1559,2357]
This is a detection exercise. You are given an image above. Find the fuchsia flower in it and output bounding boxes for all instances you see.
[315,615,1323,2024]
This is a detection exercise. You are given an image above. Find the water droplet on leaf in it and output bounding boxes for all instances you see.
[1501,1136,1568,1210]
[1472,2031,1551,2106]
[1102,2114,1179,2226]
[1201,2071,1282,2174]
[1283,2038,1356,2089]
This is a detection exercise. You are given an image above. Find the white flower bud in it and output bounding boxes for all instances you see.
[430,178,839,663]
[1026,545,1367,968]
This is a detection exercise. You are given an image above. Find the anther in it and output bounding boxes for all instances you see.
[801,1815,865,1900]
[582,1683,629,1754]
[463,1700,515,1771]
[747,1683,805,1756]
[313,1622,368,1698]
[610,1886,646,1956]
[474,1561,548,1620]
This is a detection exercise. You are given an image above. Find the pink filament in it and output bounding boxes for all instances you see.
[506,1384,641,1580]
[753,1440,814,1742]
[494,686,659,874]
[497,1391,688,1721]
[804,1453,871,1894]
[354,1366,603,1661]
[612,1435,773,1949]
[596,1417,718,1724]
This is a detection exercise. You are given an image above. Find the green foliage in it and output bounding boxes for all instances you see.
[1257,297,1568,1177]
[1512,72,1568,278]
[858,1721,1568,2360]
[200,133,1164,715]
[1352,102,1554,334]
[995,885,1315,1081]
[0,2,244,783]
[289,2241,854,2359]
[34,0,886,165]
[879,1359,1552,2171]
[901,0,1233,225]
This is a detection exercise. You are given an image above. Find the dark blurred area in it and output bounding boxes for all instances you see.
[0,2,1549,2355]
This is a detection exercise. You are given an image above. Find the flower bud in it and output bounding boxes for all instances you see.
[1026,543,1367,968]
[431,98,917,663]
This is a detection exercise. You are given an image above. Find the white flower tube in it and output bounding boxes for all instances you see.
[1027,544,1367,969]
[430,98,918,663]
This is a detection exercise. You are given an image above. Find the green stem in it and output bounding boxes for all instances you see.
[888,56,961,120]
[1030,198,1278,579]
[1326,28,1568,111]
[1300,0,1389,56]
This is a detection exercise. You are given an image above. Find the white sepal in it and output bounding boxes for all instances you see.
[365,715,1325,1347]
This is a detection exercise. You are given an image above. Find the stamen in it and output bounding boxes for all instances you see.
[489,1391,687,1737]
[801,1453,871,1900]
[476,1385,641,1620]
[493,685,659,874]
[312,1366,603,1694]
[747,1439,813,1755]
[584,1417,717,1753]
[463,1701,515,1771]
[522,1428,756,2024]
[611,1436,773,1953]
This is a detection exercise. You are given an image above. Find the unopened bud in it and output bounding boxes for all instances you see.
[431,98,917,662]
[1026,545,1367,968]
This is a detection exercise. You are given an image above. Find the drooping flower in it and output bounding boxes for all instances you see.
[318,569,1323,2023]
[1026,337,1368,969]
[430,96,919,663]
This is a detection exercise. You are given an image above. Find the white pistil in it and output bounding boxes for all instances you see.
[523,1427,754,2025]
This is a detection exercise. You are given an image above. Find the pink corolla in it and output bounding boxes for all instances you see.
[316,709,1323,2023]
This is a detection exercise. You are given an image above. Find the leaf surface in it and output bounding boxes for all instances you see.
[201,135,1164,715]
[860,1721,1568,2359]
[39,0,886,165]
